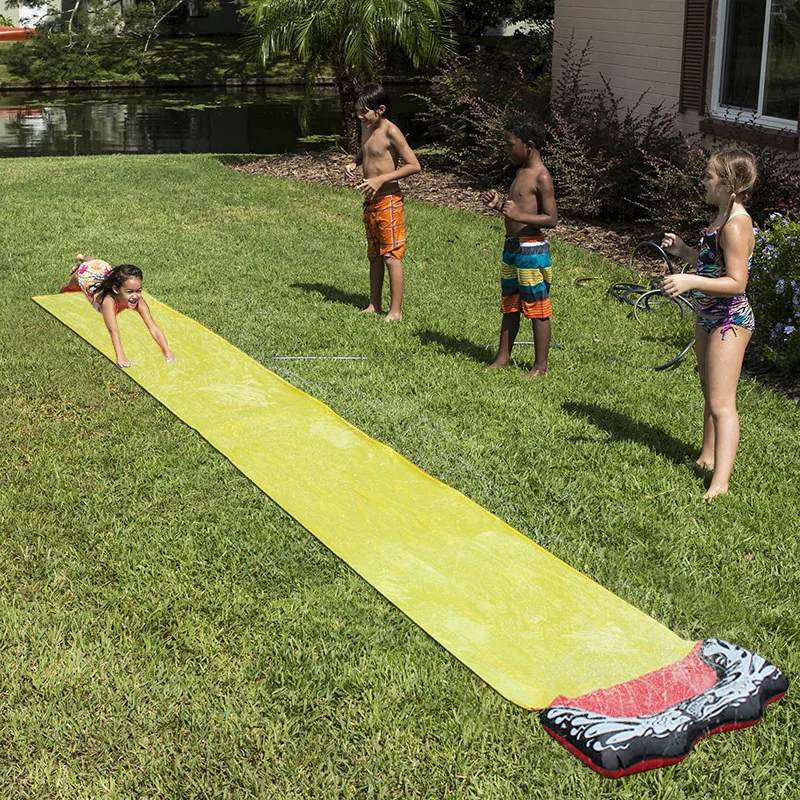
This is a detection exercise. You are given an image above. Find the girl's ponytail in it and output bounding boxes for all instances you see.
[710,149,757,267]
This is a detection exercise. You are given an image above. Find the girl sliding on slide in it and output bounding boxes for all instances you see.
[60,255,177,368]
[660,148,757,501]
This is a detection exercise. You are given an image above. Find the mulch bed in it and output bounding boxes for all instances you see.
[227,151,799,402]
[230,150,661,270]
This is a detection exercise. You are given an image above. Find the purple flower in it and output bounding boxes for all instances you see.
[786,325,796,336]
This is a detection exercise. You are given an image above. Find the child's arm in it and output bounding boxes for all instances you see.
[481,189,503,211]
[661,232,700,265]
[101,296,133,368]
[358,126,421,196]
[501,170,558,229]
[345,152,363,180]
[662,218,752,299]
[136,298,177,362]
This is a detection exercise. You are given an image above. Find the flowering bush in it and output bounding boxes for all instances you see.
[750,213,800,372]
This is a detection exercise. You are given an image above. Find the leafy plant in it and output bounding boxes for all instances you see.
[750,213,800,372]
[241,0,455,152]
[413,34,551,186]
[546,37,688,222]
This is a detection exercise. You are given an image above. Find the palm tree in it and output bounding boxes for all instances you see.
[243,0,454,151]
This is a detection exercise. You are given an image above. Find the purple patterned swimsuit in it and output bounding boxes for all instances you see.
[694,213,755,338]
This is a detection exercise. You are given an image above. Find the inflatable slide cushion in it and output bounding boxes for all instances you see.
[540,638,788,778]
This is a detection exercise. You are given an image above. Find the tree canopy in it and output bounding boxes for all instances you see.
[242,0,455,150]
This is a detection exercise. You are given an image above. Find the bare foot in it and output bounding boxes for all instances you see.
[384,311,402,322]
[362,305,380,314]
[486,359,510,370]
[524,366,550,379]
[71,254,87,274]
[703,484,728,502]
[695,458,714,472]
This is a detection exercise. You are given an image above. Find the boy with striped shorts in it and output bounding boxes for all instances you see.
[482,113,558,377]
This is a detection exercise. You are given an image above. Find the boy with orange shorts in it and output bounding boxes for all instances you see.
[345,84,421,321]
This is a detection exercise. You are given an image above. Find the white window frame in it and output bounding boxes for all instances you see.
[710,0,799,132]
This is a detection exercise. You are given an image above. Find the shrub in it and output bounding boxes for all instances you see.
[547,38,800,232]
[750,213,800,372]
[6,32,146,81]
[413,32,551,186]
[546,37,690,222]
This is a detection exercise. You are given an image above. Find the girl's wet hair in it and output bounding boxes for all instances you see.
[356,83,390,114]
[505,112,548,150]
[710,148,757,205]
[96,264,142,304]
[710,148,758,255]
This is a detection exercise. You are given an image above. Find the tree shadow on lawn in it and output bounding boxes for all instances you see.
[563,402,696,468]
[415,330,494,364]
[291,282,367,310]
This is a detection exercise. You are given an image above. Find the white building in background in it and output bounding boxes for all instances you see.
[1,1,19,25]
[18,5,47,25]
[0,4,46,26]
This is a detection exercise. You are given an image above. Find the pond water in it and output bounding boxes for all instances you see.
[0,87,429,158]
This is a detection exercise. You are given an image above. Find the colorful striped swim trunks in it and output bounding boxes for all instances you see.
[363,192,406,260]
[500,236,552,319]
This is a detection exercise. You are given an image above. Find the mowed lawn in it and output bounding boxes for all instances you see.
[1,155,797,799]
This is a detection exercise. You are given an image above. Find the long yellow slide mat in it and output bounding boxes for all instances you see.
[34,291,690,704]
[35,293,787,778]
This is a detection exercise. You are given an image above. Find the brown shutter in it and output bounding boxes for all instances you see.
[679,0,713,113]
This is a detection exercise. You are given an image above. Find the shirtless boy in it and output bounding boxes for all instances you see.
[482,113,558,376]
[345,84,421,321]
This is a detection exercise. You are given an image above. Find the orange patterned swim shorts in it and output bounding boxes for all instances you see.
[363,192,406,260]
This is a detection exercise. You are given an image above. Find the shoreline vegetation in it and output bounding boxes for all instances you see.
[0,74,428,91]
[0,34,431,89]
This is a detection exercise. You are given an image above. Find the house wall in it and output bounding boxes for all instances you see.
[552,0,701,133]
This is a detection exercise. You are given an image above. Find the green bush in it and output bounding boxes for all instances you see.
[546,37,690,222]
[5,32,140,82]
[413,33,551,186]
[547,38,800,231]
[750,213,800,372]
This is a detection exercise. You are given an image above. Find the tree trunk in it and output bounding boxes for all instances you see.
[336,71,360,155]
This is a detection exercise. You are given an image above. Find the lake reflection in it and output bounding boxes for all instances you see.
[0,88,427,158]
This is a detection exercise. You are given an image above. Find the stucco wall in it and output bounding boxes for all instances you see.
[552,0,689,121]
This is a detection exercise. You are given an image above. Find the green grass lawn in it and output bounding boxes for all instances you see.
[1,155,797,798]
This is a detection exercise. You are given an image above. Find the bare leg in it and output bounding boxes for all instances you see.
[488,312,520,369]
[363,256,384,313]
[60,273,80,293]
[525,317,551,377]
[694,325,715,471]
[384,255,404,321]
[702,326,751,501]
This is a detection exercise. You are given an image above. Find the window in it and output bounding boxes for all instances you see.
[711,0,800,129]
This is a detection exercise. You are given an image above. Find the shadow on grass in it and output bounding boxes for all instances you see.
[415,330,494,364]
[563,402,695,466]
[291,282,367,310]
